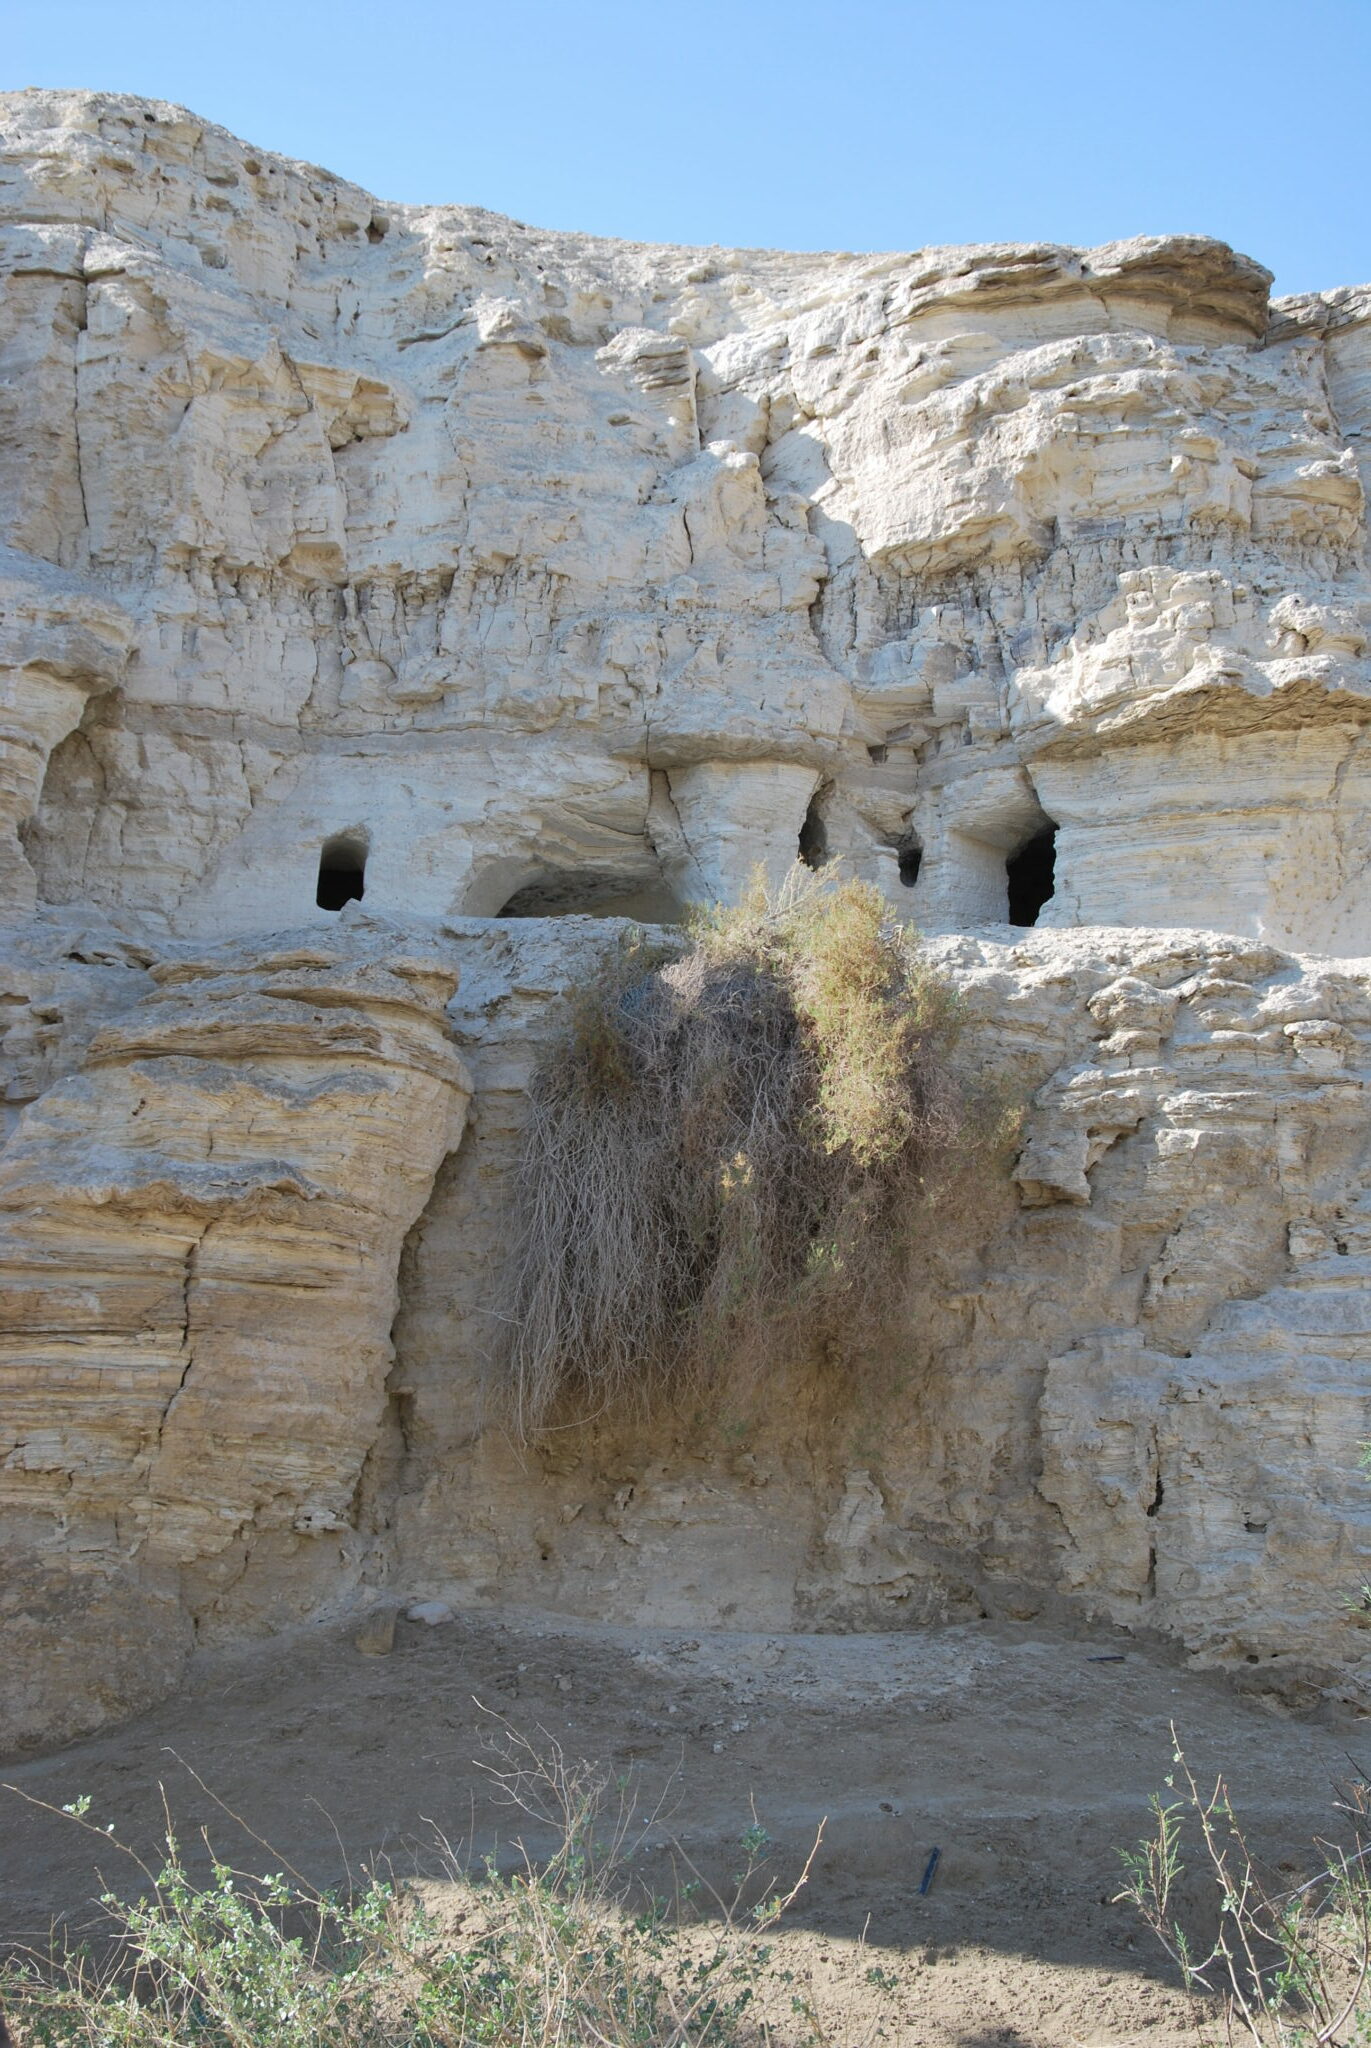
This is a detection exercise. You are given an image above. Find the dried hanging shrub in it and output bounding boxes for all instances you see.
[502,865,1004,1432]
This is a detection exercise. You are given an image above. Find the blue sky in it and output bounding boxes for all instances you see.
[7,0,1370,298]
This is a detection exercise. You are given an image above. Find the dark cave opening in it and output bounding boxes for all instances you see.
[316,833,367,911]
[496,872,683,921]
[897,838,922,888]
[798,794,829,870]
[1005,824,1057,927]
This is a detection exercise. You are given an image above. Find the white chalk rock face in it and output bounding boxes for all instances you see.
[4,88,1371,1743]
[0,914,469,1750]
[3,88,1369,947]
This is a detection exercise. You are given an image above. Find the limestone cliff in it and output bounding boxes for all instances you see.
[0,916,470,1748]
[3,88,1371,1750]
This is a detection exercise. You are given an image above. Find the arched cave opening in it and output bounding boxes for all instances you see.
[496,871,683,921]
[798,793,829,870]
[896,836,922,889]
[1006,823,1057,927]
[316,833,368,911]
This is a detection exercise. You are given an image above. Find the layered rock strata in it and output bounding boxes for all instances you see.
[0,915,469,1749]
[2,89,1371,1746]
[1,91,1369,950]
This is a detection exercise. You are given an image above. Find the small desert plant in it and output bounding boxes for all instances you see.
[1117,1727,1371,2045]
[502,864,1003,1432]
[2,1731,824,2048]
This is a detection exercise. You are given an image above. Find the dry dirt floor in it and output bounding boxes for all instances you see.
[2,1606,1364,2046]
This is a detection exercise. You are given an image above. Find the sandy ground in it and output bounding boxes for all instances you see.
[2,1606,1362,2046]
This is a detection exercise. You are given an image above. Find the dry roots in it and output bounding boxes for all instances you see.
[501,866,995,1433]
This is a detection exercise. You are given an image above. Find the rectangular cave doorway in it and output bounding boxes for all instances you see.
[316,831,368,911]
[1006,822,1057,926]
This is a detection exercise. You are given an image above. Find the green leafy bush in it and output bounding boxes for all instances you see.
[1117,1727,1371,2046]
[2,1737,819,2048]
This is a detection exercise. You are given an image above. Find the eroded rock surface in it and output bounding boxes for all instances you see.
[0,914,469,1749]
[3,90,1370,946]
[381,921,1371,1707]
[3,88,1371,1748]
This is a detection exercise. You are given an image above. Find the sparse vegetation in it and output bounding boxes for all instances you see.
[1117,1727,1371,2045]
[1,1733,828,2048]
[502,865,1006,1433]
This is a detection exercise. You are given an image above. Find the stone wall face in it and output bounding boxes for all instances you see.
[3,88,1371,1747]
[0,918,470,1750]
[383,921,1371,1706]
[4,90,1370,951]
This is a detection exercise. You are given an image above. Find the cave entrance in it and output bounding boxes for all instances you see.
[1006,824,1057,926]
[798,793,830,871]
[896,836,922,889]
[495,872,683,921]
[316,833,367,911]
